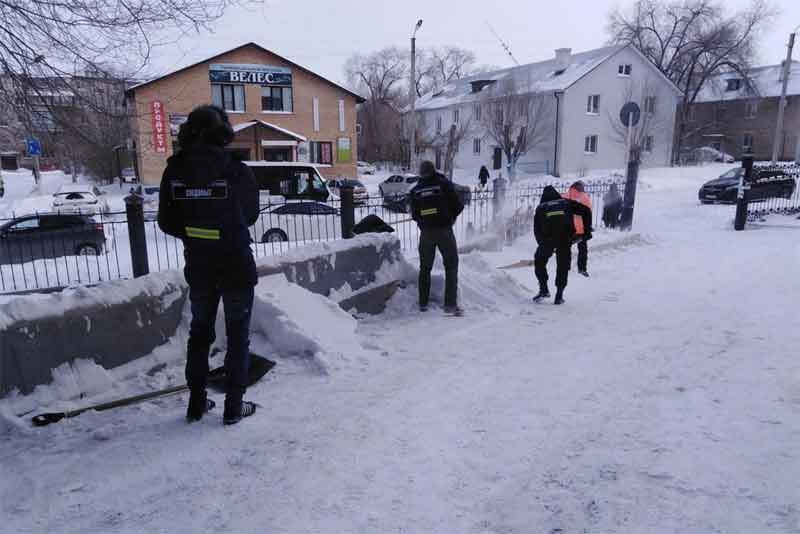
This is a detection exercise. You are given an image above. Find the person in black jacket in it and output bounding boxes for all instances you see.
[409,160,465,315]
[533,185,592,305]
[158,104,260,425]
[478,165,490,189]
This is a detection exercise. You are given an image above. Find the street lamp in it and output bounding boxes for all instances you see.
[409,19,423,171]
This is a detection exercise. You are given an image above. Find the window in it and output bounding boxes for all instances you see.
[715,105,727,122]
[745,100,758,119]
[211,84,245,112]
[617,64,632,76]
[688,105,697,122]
[584,135,598,154]
[495,107,503,124]
[309,141,333,165]
[743,133,754,152]
[726,79,742,91]
[453,108,460,123]
[474,104,482,121]
[338,99,346,132]
[312,97,320,131]
[644,96,657,114]
[473,138,481,155]
[436,115,442,134]
[9,217,39,232]
[261,86,293,112]
[356,123,363,136]
[643,135,654,153]
[586,94,600,115]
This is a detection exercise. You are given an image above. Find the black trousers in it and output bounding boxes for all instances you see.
[419,226,459,307]
[534,243,571,290]
[576,238,588,272]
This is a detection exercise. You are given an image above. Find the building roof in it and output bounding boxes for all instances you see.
[126,42,365,103]
[232,120,307,141]
[415,45,643,111]
[694,62,800,103]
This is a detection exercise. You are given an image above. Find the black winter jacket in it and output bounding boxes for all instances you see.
[158,145,259,288]
[534,186,592,245]
[409,173,465,230]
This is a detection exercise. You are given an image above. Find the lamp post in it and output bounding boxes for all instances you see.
[409,19,423,172]
[772,28,796,162]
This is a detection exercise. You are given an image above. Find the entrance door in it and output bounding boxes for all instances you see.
[263,147,293,162]
[493,147,502,170]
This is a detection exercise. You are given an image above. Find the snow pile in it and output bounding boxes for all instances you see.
[249,275,366,372]
[256,232,399,272]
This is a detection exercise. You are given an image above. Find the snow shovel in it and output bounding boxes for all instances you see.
[498,259,535,270]
[30,353,276,427]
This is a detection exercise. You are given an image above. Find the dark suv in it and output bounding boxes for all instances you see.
[699,168,797,204]
[0,214,106,265]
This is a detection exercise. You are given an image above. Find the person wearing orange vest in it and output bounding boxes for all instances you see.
[564,181,592,277]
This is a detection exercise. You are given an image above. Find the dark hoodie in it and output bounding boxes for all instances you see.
[409,171,464,230]
[534,185,592,245]
[158,144,259,287]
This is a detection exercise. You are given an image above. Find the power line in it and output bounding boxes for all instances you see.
[484,20,520,66]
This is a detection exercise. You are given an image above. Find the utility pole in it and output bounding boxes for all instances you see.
[409,19,423,172]
[771,31,795,163]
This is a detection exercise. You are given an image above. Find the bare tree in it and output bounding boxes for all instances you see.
[606,77,671,165]
[413,46,479,98]
[479,74,555,179]
[607,0,774,163]
[437,120,473,179]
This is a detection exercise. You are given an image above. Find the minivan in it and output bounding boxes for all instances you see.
[243,162,330,202]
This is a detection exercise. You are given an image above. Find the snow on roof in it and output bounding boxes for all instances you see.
[414,45,626,111]
[694,62,800,103]
[232,120,307,141]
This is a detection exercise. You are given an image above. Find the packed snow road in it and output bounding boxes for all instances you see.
[1,165,799,533]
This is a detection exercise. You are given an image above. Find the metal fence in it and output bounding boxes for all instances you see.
[746,163,800,221]
[0,176,627,294]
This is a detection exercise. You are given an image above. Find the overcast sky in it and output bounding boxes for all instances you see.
[151,0,800,88]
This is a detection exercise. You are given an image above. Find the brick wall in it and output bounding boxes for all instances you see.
[129,44,359,184]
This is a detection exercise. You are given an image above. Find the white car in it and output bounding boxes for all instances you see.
[119,167,138,184]
[327,178,369,204]
[357,161,377,175]
[379,174,419,199]
[694,146,735,164]
[52,184,109,215]
[251,201,341,244]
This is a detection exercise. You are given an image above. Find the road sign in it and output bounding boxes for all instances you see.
[619,102,641,128]
[26,138,41,157]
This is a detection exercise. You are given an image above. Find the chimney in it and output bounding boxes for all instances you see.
[554,48,572,72]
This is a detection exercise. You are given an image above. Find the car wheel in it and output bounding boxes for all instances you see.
[262,229,288,243]
[76,244,100,256]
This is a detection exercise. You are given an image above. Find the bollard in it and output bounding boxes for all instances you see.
[734,156,753,231]
[619,148,640,230]
[125,193,150,277]
[340,185,355,239]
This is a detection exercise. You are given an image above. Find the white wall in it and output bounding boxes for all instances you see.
[559,47,679,176]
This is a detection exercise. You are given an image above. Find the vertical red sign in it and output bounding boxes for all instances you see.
[151,101,167,154]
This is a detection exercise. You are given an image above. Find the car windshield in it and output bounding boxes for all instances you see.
[342,180,364,187]
[720,168,743,179]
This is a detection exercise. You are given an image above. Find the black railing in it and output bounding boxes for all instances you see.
[746,163,800,221]
[0,176,628,294]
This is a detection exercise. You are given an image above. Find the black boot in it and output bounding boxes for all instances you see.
[554,288,565,305]
[533,286,551,302]
[223,389,257,425]
[186,389,215,422]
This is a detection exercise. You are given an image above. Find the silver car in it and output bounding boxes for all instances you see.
[379,174,419,199]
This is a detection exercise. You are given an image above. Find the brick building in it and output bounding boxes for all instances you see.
[684,61,800,161]
[125,43,364,184]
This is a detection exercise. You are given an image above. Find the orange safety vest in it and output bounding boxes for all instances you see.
[564,187,591,235]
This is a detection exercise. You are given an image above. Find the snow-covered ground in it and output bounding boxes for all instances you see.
[2,163,799,533]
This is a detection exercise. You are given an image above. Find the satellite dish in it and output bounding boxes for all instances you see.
[620,102,641,127]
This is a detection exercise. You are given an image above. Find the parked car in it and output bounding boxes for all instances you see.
[379,174,418,199]
[357,161,376,175]
[118,167,138,184]
[0,214,105,265]
[251,201,341,244]
[52,184,109,214]
[693,146,735,164]
[0,175,4,198]
[244,162,330,202]
[698,167,797,204]
[327,178,369,204]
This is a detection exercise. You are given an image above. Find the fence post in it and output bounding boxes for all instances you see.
[734,155,753,231]
[492,175,507,220]
[619,148,640,230]
[125,193,149,277]
[340,185,355,239]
